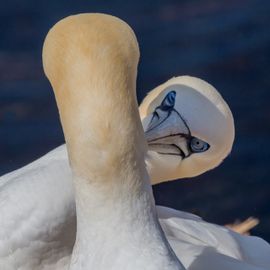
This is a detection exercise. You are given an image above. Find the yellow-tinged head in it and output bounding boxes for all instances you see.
[42,13,143,180]
[140,76,235,183]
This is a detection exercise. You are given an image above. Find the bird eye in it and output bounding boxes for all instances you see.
[190,137,210,153]
[160,91,176,111]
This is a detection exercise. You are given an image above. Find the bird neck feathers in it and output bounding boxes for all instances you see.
[43,13,184,270]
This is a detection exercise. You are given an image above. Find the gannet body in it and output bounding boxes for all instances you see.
[0,13,269,270]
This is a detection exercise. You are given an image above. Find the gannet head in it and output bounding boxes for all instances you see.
[140,76,235,183]
[43,13,142,178]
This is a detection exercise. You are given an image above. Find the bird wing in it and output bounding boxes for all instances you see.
[0,145,75,270]
[157,206,270,270]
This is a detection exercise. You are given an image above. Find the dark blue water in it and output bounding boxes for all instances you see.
[1,0,270,241]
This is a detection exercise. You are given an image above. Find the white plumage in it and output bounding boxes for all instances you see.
[0,13,269,270]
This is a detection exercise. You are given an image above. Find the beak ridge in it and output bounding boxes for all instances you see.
[145,109,191,158]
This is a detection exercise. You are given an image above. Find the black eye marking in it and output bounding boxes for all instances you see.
[189,137,210,153]
[160,91,176,111]
[146,91,176,133]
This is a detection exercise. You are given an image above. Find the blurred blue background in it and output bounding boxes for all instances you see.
[0,0,269,241]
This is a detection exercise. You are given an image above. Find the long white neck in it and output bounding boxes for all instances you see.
[71,170,183,270]
[43,13,184,270]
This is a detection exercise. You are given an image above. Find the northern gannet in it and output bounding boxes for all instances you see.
[43,13,185,270]
[0,75,237,269]
[0,13,269,270]
[140,75,234,184]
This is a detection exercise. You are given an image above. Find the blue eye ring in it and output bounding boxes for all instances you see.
[160,90,176,110]
[190,137,210,153]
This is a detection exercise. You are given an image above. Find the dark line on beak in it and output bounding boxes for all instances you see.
[172,143,186,158]
[173,108,192,137]
[146,109,171,133]
[147,133,190,143]
[149,143,186,159]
